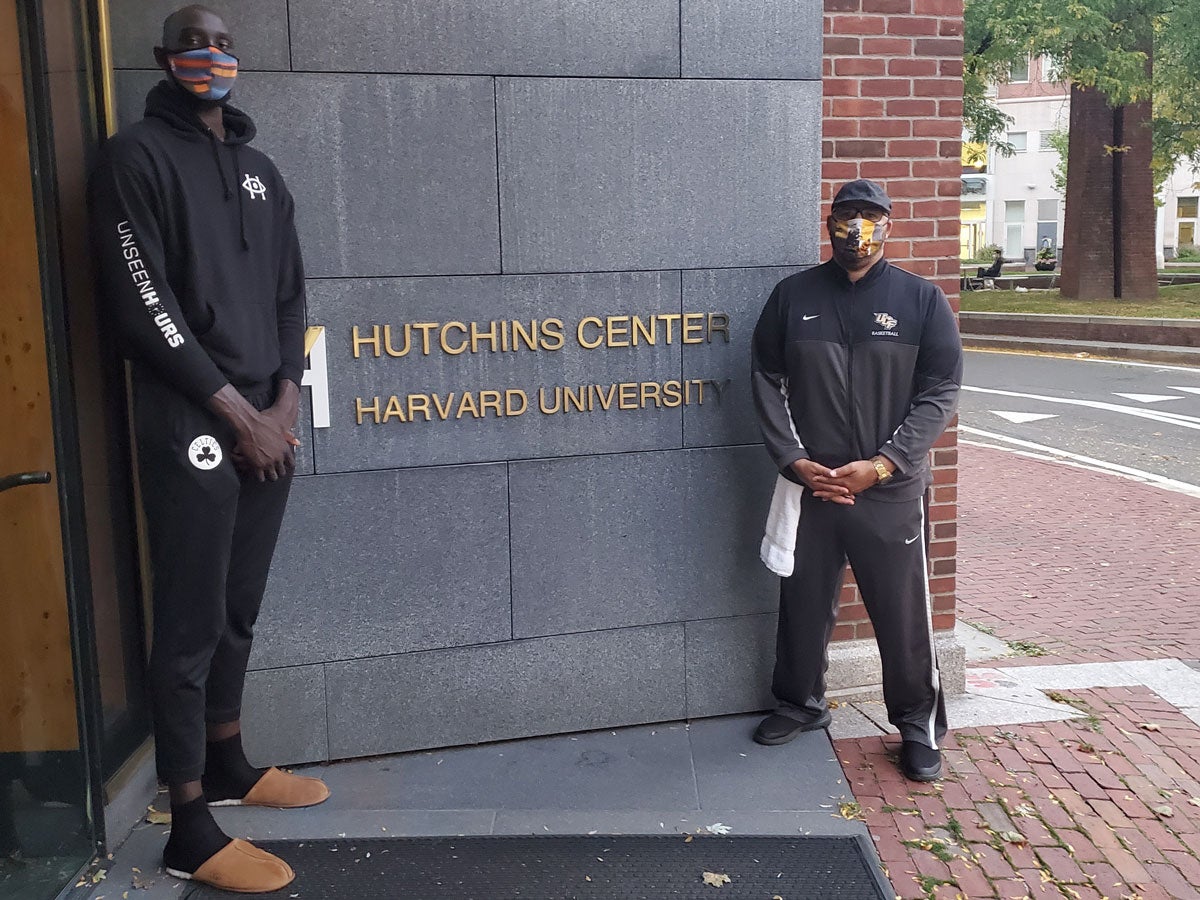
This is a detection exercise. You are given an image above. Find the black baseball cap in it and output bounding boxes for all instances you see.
[831,179,892,215]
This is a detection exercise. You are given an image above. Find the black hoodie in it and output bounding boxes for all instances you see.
[88,80,305,405]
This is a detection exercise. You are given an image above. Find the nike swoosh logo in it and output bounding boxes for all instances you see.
[905,535,921,544]
[802,314,820,321]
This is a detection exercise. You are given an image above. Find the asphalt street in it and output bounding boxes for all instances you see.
[960,350,1200,491]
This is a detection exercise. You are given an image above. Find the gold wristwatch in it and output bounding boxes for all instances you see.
[870,456,893,483]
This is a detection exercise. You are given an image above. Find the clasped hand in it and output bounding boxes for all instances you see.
[790,458,878,505]
[231,405,300,482]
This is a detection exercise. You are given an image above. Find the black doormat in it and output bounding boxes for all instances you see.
[181,834,893,899]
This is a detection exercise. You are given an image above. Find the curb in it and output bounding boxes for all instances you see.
[963,334,1200,366]
[959,312,1200,365]
[960,311,1200,348]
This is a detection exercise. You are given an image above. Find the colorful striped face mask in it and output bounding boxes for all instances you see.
[167,46,238,100]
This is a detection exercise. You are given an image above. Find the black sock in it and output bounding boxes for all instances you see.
[202,733,265,802]
[162,796,231,875]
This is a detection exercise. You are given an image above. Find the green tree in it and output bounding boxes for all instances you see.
[963,0,1200,298]
[1047,129,1068,196]
[962,0,1018,153]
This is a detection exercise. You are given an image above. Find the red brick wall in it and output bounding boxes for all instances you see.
[822,0,964,640]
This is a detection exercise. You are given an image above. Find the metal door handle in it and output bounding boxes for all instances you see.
[0,471,52,493]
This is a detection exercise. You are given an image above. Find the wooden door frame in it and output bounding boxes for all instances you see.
[14,0,109,855]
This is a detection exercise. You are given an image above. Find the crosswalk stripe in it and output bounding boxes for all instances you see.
[962,386,1200,431]
[989,410,1059,424]
[1112,392,1185,403]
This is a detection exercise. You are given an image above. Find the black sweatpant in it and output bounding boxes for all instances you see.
[132,368,291,783]
[771,489,947,749]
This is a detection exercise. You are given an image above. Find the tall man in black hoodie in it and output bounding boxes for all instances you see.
[750,180,963,782]
[89,5,327,893]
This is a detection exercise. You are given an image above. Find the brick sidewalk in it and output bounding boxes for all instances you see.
[838,687,1200,900]
[956,444,1200,665]
[837,443,1200,898]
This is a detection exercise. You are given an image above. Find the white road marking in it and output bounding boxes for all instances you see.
[989,410,1059,424]
[1111,392,1185,403]
[966,348,1200,374]
[960,426,1200,499]
[1167,385,1200,396]
[962,385,1200,431]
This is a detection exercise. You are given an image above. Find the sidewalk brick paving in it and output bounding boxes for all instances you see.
[956,444,1200,664]
[838,688,1200,899]
[836,443,1200,897]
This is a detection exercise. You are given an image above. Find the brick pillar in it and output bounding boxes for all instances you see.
[822,0,963,641]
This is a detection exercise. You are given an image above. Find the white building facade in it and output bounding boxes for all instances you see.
[964,56,1199,262]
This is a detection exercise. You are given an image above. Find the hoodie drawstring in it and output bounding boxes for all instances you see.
[208,131,250,251]
[208,131,231,200]
[233,145,248,251]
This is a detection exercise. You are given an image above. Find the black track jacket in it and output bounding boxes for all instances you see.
[751,258,963,501]
[88,81,305,406]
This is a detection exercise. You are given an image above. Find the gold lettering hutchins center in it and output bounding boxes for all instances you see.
[346,312,731,426]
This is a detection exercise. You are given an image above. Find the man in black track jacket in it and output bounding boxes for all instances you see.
[749,179,963,782]
[88,5,328,893]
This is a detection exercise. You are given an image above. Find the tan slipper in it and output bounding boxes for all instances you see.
[210,767,330,809]
[166,838,295,893]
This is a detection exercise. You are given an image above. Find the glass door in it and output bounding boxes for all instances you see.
[32,0,153,782]
[1,1,96,894]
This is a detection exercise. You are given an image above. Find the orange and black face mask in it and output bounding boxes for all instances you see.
[832,217,884,258]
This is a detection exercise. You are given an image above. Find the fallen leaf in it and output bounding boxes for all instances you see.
[1138,723,1161,732]
[999,831,1026,844]
[706,822,732,835]
[1188,797,1200,808]
[1153,805,1174,818]
[144,808,171,825]
[92,869,107,884]
[684,834,694,843]
[837,801,864,821]
[702,871,732,887]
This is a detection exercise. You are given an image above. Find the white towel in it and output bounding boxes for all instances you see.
[760,474,804,577]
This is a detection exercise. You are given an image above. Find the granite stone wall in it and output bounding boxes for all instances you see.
[109,0,924,764]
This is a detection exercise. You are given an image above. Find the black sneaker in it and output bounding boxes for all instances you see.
[752,711,833,746]
[900,741,942,781]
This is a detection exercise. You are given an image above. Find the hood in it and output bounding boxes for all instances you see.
[144,79,257,145]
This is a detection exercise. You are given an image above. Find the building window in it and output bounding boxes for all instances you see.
[1178,197,1198,249]
[1007,131,1028,152]
[1038,131,1055,151]
[1010,58,1030,83]
[1036,200,1059,252]
[1005,200,1025,258]
[962,176,987,197]
[961,201,987,259]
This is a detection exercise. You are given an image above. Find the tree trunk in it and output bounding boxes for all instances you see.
[1061,85,1116,299]
[1061,60,1157,300]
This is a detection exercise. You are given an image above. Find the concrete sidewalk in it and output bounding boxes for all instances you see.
[78,441,1200,900]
